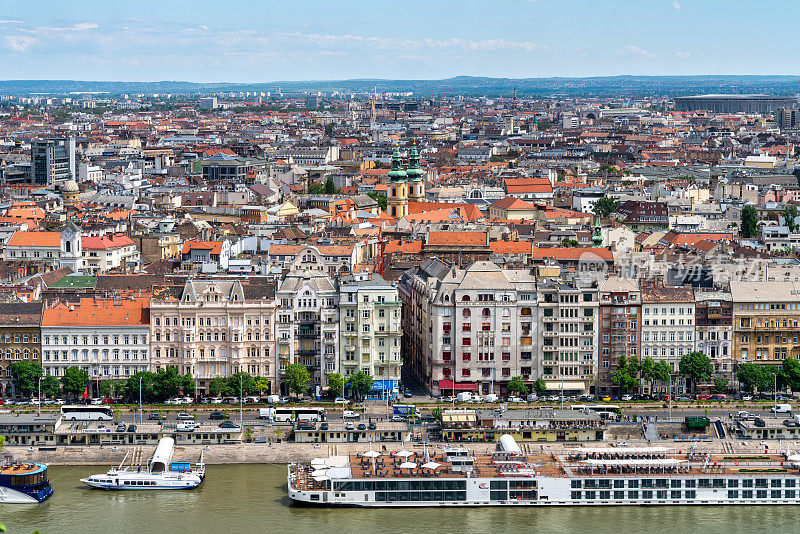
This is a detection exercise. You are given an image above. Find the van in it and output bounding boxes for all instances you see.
[177,421,198,432]
[259,408,274,419]
[526,394,539,402]
[771,404,792,414]
[266,395,281,404]
[484,394,499,403]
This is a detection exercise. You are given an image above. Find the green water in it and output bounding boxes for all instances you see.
[3,464,800,534]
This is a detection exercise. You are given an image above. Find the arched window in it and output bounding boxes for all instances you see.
[462,309,471,318]
[65,240,71,253]
[462,295,470,302]
[482,308,491,317]
[443,294,450,302]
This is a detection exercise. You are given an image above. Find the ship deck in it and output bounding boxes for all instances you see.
[1,462,46,476]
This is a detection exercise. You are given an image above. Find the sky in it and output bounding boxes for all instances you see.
[0,0,795,82]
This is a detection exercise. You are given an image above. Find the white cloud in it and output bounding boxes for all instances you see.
[672,1,682,9]
[676,51,691,58]
[6,35,36,52]
[623,45,657,58]
[0,20,22,24]
[36,22,98,32]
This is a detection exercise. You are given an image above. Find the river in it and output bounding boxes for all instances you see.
[4,464,800,534]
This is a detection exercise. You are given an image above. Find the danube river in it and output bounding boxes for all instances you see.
[5,464,800,534]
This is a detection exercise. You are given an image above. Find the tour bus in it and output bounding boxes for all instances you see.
[392,404,417,418]
[259,407,326,423]
[60,405,114,421]
[570,404,622,421]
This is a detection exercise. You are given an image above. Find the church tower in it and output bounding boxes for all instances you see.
[59,220,83,272]
[386,147,408,218]
[406,144,426,203]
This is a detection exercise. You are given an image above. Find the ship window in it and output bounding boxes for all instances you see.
[771,479,782,488]
[670,479,681,488]
[641,490,653,499]
[684,479,696,488]
[757,490,767,499]
[755,479,768,488]
[786,490,796,498]
[628,490,638,499]
[571,491,581,500]
[684,490,696,499]
[641,479,653,488]
[656,490,667,500]
[571,480,581,489]
[727,479,739,488]
[627,480,639,488]
[599,491,610,499]
[698,479,711,488]
[712,479,725,488]
[671,490,681,499]
[584,490,596,499]
[614,491,624,500]
[771,490,781,499]
[786,479,796,488]
[728,490,739,499]
[742,479,753,488]
[655,479,668,488]
[742,490,753,498]
[614,480,624,488]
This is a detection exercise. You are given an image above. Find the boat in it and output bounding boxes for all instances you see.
[0,456,53,503]
[81,437,205,490]
[287,435,800,507]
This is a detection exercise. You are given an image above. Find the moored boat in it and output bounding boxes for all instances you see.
[81,437,205,490]
[0,457,53,503]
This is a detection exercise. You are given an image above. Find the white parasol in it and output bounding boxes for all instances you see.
[399,461,418,469]
[394,450,414,458]
[363,450,381,458]
[421,461,441,470]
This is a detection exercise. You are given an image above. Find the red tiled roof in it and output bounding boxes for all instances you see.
[182,240,223,255]
[427,231,487,247]
[7,231,60,248]
[82,234,135,250]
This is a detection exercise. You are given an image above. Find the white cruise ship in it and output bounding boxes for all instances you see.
[81,437,205,490]
[288,435,800,507]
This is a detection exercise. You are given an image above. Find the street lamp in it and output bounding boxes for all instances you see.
[138,376,143,425]
[38,376,42,416]
[240,375,244,427]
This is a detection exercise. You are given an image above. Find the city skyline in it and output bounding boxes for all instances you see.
[0,0,796,82]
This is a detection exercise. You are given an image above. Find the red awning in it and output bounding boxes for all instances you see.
[438,380,480,392]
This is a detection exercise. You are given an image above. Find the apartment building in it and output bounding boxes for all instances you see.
[82,234,140,274]
[339,273,402,397]
[597,277,641,395]
[731,281,800,364]
[41,297,150,380]
[275,266,339,393]
[149,280,276,394]
[694,290,734,380]
[641,286,695,395]
[400,259,538,397]
[0,303,42,398]
[536,268,599,395]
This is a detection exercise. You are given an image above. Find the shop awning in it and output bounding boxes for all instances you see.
[370,380,396,391]
[544,380,587,390]
[438,379,479,392]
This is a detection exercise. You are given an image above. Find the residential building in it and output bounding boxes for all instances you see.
[731,281,800,365]
[4,221,82,272]
[399,259,538,397]
[0,303,42,398]
[150,280,276,394]
[41,297,150,381]
[694,290,734,381]
[82,234,140,274]
[611,201,669,232]
[640,286,695,395]
[339,273,402,397]
[597,277,641,395]
[275,261,339,393]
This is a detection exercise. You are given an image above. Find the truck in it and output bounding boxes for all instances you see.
[456,392,475,403]
[392,404,416,419]
[771,404,792,414]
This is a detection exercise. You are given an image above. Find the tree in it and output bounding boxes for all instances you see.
[10,361,43,397]
[41,375,61,398]
[209,377,232,397]
[592,196,620,218]
[713,375,729,393]
[228,372,256,396]
[308,182,326,194]
[611,355,641,392]
[678,351,713,392]
[366,191,387,211]
[153,367,183,400]
[560,238,580,247]
[61,366,89,397]
[325,176,336,195]
[653,360,671,383]
[284,363,311,398]
[99,379,118,398]
[536,120,552,131]
[507,376,529,396]
[532,378,547,396]
[347,371,374,400]
[741,205,758,238]
[327,373,344,397]
[784,205,799,233]
[180,373,195,396]
[324,123,335,137]
[737,363,766,393]
[780,358,800,392]
[254,376,271,396]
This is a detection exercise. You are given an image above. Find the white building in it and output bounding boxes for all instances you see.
[82,234,140,274]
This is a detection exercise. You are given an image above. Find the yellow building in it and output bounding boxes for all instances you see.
[731,281,800,364]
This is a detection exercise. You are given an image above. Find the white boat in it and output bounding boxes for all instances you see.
[1,458,53,503]
[81,437,205,490]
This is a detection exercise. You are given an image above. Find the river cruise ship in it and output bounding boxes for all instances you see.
[288,436,800,507]
[81,437,205,490]
[0,458,53,503]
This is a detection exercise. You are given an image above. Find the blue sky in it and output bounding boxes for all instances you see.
[0,0,794,81]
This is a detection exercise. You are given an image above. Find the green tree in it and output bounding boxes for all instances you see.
[308,182,326,194]
[327,373,344,397]
[325,176,336,194]
[41,375,61,398]
[560,238,580,247]
[784,205,799,233]
[347,371,374,400]
[532,378,547,396]
[209,377,232,397]
[124,371,157,402]
[366,191,387,211]
[180,373,195,396]
[61,366,89,397]
[611,355,641,392]
[431,406,443,422]
[507,376,529,396]
[713,375,729,393]
[324,123,335,137]
[284,363,311,398]
[678,351,713,392]
[737,363,764,393]
[98,379,119,398]
[653,360,671,383]
[592,196,620,218]
[10,361,43,397]
[536,120,552,131]
[228,372,256,396]
[741,205,758,238]
[780,358,800,392]
[254,376,271,396]
[153,367,182,400]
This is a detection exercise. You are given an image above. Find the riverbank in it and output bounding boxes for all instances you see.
[4,436,786,465]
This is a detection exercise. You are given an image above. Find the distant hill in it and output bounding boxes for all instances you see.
[3,75,800,97]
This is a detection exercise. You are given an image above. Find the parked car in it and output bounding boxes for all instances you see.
[391,415,406,422]
[127,424,136,432]
[90,398,104,405]
[368,422,377,430]
[741,395,753,401]
[219,420,239,429]
[177,421,198,432]
[508,396,524,403]
[357,423,366,430]
[334,397,351,405]
[209,411,228,420]
[621,394,633,401]
[116,422,127,432]
[342,410,360,420]
[210,397,224,404]
[319,422,329,431]
[345,422,354,430]
[148,412,165,420]
[176,412,194,421]
[403,390,413,398]
[754,418,766,427]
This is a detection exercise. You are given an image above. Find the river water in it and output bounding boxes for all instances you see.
[4,464,800,534]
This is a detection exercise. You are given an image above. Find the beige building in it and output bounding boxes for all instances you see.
[731,281,800,365]
[150,279,277,395]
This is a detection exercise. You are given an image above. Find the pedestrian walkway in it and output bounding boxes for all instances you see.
[644,422,659,441]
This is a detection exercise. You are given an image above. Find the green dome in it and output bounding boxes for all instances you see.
[406,145,424,181]
[387,147,407,182]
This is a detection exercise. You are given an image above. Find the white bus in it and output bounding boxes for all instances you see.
[259,407,325,423]
[570,404,621,421]
[60,405,113,421]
